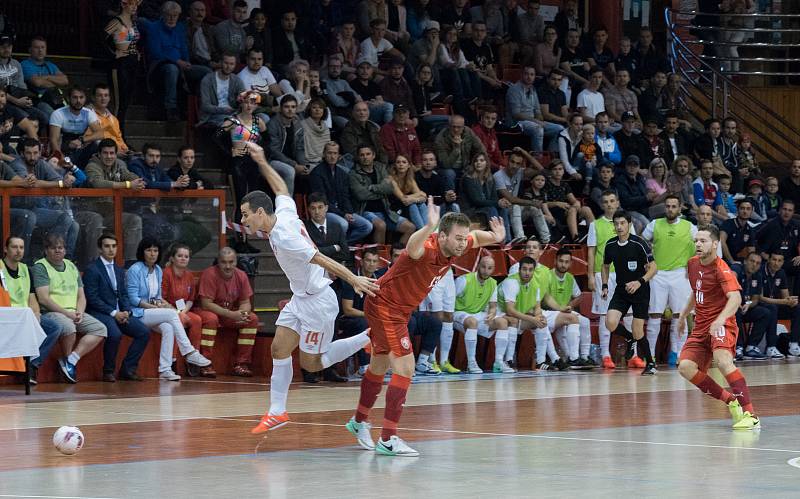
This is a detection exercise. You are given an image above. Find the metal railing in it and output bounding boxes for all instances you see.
[665,7,800,164]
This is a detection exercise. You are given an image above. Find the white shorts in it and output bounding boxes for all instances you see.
[453,310,504,337]
[542,310,561,331]
[275,286,338,354]
[420,268,455,313]
[592,272,617,315]
[648,268,691,314]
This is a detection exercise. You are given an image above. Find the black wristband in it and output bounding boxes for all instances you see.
[638,278,646,285]
[601,283,608,289]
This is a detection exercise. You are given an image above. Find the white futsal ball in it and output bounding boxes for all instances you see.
[53,426,84,455]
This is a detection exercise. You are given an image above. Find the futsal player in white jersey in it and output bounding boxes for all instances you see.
[238,143,379,435]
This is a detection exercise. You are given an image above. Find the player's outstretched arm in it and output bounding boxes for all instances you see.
[236,142,289,197]
[471,216,506,248]
[310,251,379,297]
[407,196,440,260]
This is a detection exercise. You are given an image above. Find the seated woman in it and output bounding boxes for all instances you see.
[459,152,511,240]
[161,243,216,378]
[645,157,670,219]
[278,59,312,114]
[127,237,211,381]
[301,98,332,169]
[411,63,449,139]
[388,154,428,229]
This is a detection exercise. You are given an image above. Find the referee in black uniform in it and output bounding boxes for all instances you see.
[601,210,659,375]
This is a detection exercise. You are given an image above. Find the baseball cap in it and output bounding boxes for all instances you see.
[0,34,13,46]
[621,111,636,122]
[356,57,374,68]
[423,20,441,32]
[625,155,640,166]
[748,178,764,188]
[393,104,410,114]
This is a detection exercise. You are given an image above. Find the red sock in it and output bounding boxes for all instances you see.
[690,372,735,404]
[725,369,755,414]
[354,370,384,423]
[381,374,411,441]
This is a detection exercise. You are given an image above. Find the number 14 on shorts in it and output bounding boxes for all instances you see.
[305,331,320,346]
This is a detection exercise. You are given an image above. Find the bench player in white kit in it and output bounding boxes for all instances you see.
[238,143,379,435]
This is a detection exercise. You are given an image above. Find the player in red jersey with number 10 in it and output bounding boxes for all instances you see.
[677,224,760,430]
[346,198,506,456]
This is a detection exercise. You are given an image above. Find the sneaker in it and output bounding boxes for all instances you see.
[735,346,744,361]
[732,411,761,430]
[251,412,290,434]
[602,356,616,369]
[552,358,569,371]
[627,357,646,368]
[28,365,38,386]
[345,417,375,450]
[467,362,483,374]
[440,360,461,374]
[641,362,657,376]
[357,365,369,376]
[159,370,181,381]
[569,358,592,370]
[185,350,212,367]
[766,346,785,359]
[375,435,419,457]
[743,347,767,360]
[415,361,439,375]
[430,361,442,374]
[58,357,77,384]
[727,399,744,425]
[667,351,678,367]
[584,356,598,367]
[493,361,515,373]
[536,362,551,370]
[789,343,800,357]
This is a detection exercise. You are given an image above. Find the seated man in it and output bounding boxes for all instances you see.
[48,86,104,167]
[759,252,800,358]
[350,60,393,125]
[128,143,190,190]
[303,192,351,265]
[198,247,259,377]
[0,85,38,162]
[33,234,108,383]
[720,198,757,265]
[88,83,131,158]
[494,150,549,243]
[544,159,595,243]
[499,257,568,370]
[471,107,504,170]
[453,255,513,374]
[84,138,145,259]
[506,66,563,152]
[548,247,594,367]
[415,150,460,214]
[198,53,244,127]
[602,69,641,130]
[340,248,382,376]
[732,251,771,360]
[538,69,570,129]
[378,59,416,126]
[20,35,69,121]
[380,104,422,167]
[1,236,63,384]
[323,55,363,128]
[266,94,307,195]
[0,35,49,126]
[433,115,486,190]
[186,0,220,70]
[614,155,651,233]
[211,0,248,60]
[349,144,416,244]
[83,233,151,382]
[340,101,388,165]
[237,47,281,121]
[692,158,726,225]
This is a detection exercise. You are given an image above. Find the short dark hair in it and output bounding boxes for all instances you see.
[246,47,264,58]
[97,232,117,249]
[362,247,380,259]
[68,85,86,97]
[665,110,680,120]
[736,197,753,209]
[664,194,681,204]
[177,144,194,157]
[782,198,795,209]
[241,190,274,215]
[369,18,387,28]
[44,233,65,249]
[698,223,720,241]
[307,192,328,206]
[556,247,572,258]
[93,82,110,94]
[279,94,298,106]
[4,236,23,248]
[589,66,603,76]
[439,212,471,235]
[135,236,162,263]
[612,209,632,224]
[98,138,118,152]
[519,256,536,268]
[30,35,46,44]
[356,143,374,155]
[595,111,609,121]
[20,138,40,151]
[233,0,248,8]
[549,68,565,78]
[704,118,721,129]
[142,143,161,156]
[601,189,617,199]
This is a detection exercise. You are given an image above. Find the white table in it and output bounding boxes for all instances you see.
[0,307,46,394]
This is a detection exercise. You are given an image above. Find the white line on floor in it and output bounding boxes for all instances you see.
[0,495,121,499]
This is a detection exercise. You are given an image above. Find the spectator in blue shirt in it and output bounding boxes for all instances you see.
[692,158,726,225]
[20,36,69,121]
[505,66,563,152]
[138,1,211,120]
[128,143,190,191]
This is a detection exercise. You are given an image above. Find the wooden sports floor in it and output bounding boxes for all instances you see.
[1,362,799,499]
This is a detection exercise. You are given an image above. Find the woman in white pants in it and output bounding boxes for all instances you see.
[126,238,211,380]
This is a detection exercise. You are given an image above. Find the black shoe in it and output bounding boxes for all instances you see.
[102,372,116,383]
[536,362,551,370]
[118,371,144,381]
[28,365,38,385]
[301,369,319,383]
[322,367,348,383]
[553,358,569,371]
[641,363,657,376]
[584,356,598,367]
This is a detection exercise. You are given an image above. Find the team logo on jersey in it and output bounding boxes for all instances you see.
[751,280,758,288]
[743,234,749,242]
[695,279,702,290]
[628,261,638,271]
[400,337,411,350]
[776,278,782,286]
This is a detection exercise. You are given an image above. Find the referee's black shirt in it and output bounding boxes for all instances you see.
[603,234,654,292]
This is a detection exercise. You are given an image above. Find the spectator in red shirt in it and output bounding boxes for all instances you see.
[198,247,259,377]
[471,106,503,170]
[379,104,422,167]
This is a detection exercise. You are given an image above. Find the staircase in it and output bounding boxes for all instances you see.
[54,56,289,333]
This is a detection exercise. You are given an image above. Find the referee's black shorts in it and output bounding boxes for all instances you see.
[608,287,650,320]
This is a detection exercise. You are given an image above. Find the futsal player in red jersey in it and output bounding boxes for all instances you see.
[678,225,760,430]
[345,197,506,456]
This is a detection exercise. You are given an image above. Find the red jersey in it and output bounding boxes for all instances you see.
[161,266,197,307]
[687,256,741,336]
[368,234,474,317]
[198,266,253,311]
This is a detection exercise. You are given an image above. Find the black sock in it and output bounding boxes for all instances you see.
[614,324,634,341]
[637,337,654,364]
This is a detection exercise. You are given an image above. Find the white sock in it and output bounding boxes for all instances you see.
[579,317,591,358]
[599,318,611,357]
[494,329,509,364]
[566,323,580,361]
[646,317,661,358]
[546,332,560,362]
[439,322,454,364]
[417,353,429,366]
[68,352,81,365]
[534,328,549,364]
[268,356,293,415]
[465,328,478,365]
[320,330,369,368]
[505,326,518,362]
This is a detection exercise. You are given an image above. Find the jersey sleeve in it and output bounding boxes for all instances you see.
[490,285,498,302]
[275,194,298,221]
[642,220,655,241]
[718,261,742,295]
[572,279,582,298]
[501,279,520,303]
[643,237,654,262]
[454,275,467,297]
[272,225,317,265]
[602,241,614,265]
[586,221,597,246]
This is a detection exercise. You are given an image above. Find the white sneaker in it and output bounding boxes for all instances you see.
[766,346,785,359]
[357,365,369,376]
[159,370,181,381]
[467,361,483,374]
[345,417,375,450]
[185,350,212,367]
[415,361,439,375]
[493,361,515,373]
[375,435,419,457]
[789,343,800,357]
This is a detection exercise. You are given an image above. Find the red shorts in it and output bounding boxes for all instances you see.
[364,298,414,357]
[678,325,738,373]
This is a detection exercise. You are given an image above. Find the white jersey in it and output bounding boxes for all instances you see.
[269,195,332,296]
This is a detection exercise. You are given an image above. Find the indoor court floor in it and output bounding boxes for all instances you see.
[1,362,799,499]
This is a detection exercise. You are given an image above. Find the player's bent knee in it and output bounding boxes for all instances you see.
[677,359,697,379]
[298,351,324,372]
[464,317,477,329]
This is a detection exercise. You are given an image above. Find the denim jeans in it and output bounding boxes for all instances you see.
[158,63,211,110]
[406,201,428,229]
[268,160,298,195]
[471,206,511,243]
[517,120,564,152]
[326,212,373,243]
[30,314,63,368]
[10,208,36,253]
[363,211,409,231]
[368,101,393,125]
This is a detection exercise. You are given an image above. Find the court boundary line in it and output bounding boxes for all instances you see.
[0,495,121,499]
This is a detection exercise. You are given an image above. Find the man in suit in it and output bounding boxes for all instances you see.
[83,233,151,382]
[304,192,352,266]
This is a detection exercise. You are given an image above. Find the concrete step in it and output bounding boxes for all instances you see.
[253,289,292,309]
[254,270,289,290]
[125,120,186,137]
[50,57,95,74]
[127,135,186,154]
[255,310,279,333]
